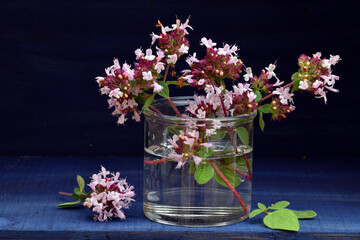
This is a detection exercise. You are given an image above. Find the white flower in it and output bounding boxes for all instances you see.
[196,109,206,118]
[193,156,202,165]
[200,37,216,48]
[243,67,253,81]
[151,81,163,93]
[154,62,165,73]
[113,59,121,69]
[312,80,323,89]
[273,87,294,105]
[197,79,205,85]
[186,52,199,66]
[265,63,277,79]
[142,71,153,81]
[95,77,104,86]
[167,54,178,64]
[150,32,159,45]
[100,86,110,95]
[218,44,238,56]
[134,48,143,60]
[247,92,257,102]
[109,88,123,99]
[178,44,189,54]
[299,81,309,90]
[145,49,155,61]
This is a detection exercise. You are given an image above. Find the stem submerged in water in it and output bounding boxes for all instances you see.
[209,161,248,215]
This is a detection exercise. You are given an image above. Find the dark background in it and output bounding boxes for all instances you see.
[0,0,359,160]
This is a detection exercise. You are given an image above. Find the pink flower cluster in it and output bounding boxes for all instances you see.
[168,129,213,168]
[151,19,191,65]
[83,166,135,222]
[182,37,243,90]
[96,18,193,125]
[296,52,340,104]
[250,64,283,94]
[185,83,258,118]
[96,59,142,125]
[270,87,295,121]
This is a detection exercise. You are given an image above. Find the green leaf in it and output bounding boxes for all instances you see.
[72,193,80,200]
[237,127,249,145]
[291,72,300,82]
[73,187,81,195]
[194,163,214,185]
[214,166,241,188]
[258,104,271,114]
[157,81,170,98]
[57,200,81,208]
[167,125,184,135]
[249,209,264,218]
[77,175,85,192]
[196,146,213,159]
[263,209,300,231]
[255,90,262,102]
[259,111,265,132]
[268,201,290,210]
[134,95,147,104]
[292,210,317,219]
[166,80,189,86]
[258,203,266,210]
[235,156,253,169]
[142,93,156,112]
[292,80,300,92]
[209,129,227,140]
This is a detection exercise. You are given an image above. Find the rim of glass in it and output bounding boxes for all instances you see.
[143,96,257,122]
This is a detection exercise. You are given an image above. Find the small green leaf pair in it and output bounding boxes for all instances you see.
[194,162,241,188]
[249,201,317,232]
[57,175,88,208]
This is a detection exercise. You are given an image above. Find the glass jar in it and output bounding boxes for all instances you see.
[143,97,256,227]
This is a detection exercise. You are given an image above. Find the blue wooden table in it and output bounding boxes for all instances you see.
[0,157,359,239]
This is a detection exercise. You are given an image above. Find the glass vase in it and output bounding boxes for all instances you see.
[143,97,256,227]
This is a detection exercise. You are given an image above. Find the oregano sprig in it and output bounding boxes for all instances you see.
[249,201,317,232]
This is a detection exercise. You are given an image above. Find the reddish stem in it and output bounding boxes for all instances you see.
[257,81,295,104]
[218,93,253,180]
[167,98,182,117]
[210,161,248,215]
[58,191,87,197]
[243,154,252,181]
[163,65,170,82]
[150,105,163,115]
[228,166,251,181]
[144,158,169,165]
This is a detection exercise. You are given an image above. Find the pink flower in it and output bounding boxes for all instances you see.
[200,37,216,48]
[154,62,165,73]
[243,67,253,81]
[144,49,155,61]
[167,54,178,64]
[186,52,199,66]
[178,44,189,54]
[150,32,159,45]
[193,156,202,165]
[142,71,153,81]
[272,87,294,105]
[85,167,135,222]
[109,88,123,99]
[265,63,277,79]
[299,81,309,90]
[151,81,163,92]
[134,48,143,60]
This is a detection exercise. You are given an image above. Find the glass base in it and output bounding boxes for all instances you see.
[144,202,249,227]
